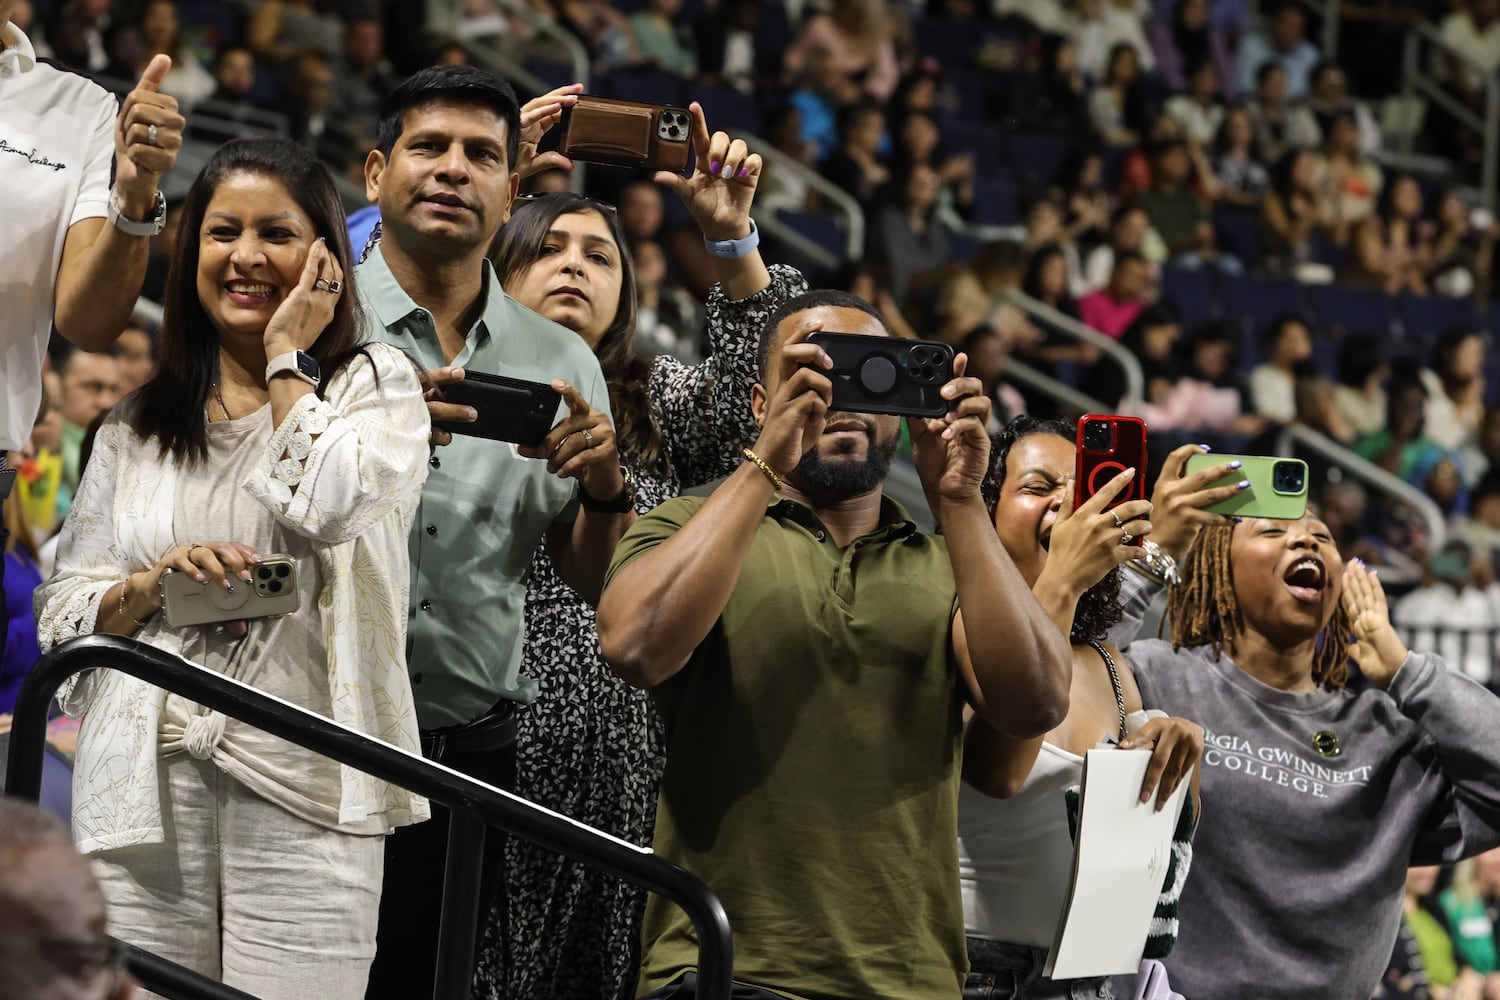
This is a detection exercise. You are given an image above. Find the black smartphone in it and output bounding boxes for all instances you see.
[434,371,561,447]
[558,96,694,175]
[1075,414,1148,543]
[804,332,955,418]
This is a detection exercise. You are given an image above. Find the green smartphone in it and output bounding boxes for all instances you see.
[1183,454,1310,520]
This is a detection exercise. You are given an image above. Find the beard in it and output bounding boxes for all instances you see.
[787,422,900,501]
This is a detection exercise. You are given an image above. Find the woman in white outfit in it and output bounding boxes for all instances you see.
[35,137,431,1000]
[958,419,1218,999]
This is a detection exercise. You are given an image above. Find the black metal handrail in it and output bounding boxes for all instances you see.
[6,635,734,1000]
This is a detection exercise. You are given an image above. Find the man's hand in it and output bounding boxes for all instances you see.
[521,380,625,502]
[419,367,474,448]
[908,353,991,503]
[653,102,761,242]
[515,83,583,179]
[1035,469,1153,603]
[1147,443,1243,561]
[114,54,185,215]
[750,329,835,476]
[1343,559,1408,688]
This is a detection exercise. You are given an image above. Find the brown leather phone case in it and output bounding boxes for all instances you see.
[558,96,693,174]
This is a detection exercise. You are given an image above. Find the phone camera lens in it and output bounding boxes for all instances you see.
[275,564,291,579]
[267,579,282,594]
[668,125,681,137]
[1082,420,1114,452]
[257,567,272,580]
[1273,460,1305,493]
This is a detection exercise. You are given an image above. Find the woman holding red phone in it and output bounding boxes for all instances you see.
[472,93,809,1000]
[957,416,1205,999]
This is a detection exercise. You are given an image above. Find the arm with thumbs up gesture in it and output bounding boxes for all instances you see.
[54,53,186,351]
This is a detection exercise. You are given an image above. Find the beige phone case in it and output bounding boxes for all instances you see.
[160,554,300,628]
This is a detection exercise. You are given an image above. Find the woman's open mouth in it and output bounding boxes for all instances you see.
[1283,556,1326,604]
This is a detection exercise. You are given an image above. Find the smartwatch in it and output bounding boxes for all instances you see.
[107,189,167,237]
[703,219,759,260]
[266,350,321,388]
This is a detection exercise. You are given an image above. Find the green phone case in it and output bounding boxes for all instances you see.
[1183,454,1310,520]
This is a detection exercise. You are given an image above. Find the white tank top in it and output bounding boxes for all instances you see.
[956,741,1083,948]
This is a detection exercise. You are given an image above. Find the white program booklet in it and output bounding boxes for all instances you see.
[1042,747,1191,979]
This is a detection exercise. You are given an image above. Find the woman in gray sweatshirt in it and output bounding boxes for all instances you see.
[1113,473,1500,1000]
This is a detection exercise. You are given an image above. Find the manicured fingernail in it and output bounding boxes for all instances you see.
[1140,791,1151,803]
[1232,516,1243,524]
[318,236,327,244]
[196,574,207,583]
[466,408,478,421]
[224,583,235,593]
[249,554,261,564]
[1199,444,1212,452]
[1237,480,1251,489]
[1371,569,1379,577]
[738,166,749,178]
[240,570,253,582]
[710,160,721,174]
[1126,467,1137,476]
[721,164,734,179]
[1229,460,1242,469]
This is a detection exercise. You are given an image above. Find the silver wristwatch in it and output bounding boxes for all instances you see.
[107,189,167,237]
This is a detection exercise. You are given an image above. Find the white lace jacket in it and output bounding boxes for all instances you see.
[35,343,433,854]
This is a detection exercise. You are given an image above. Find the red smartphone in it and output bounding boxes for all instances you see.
[1075,414,1147,542]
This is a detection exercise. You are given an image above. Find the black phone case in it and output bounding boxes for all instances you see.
[434,371,560,447]
[1074,415,1148,539]
[805,333,955,418]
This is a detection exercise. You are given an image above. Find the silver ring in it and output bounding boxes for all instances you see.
[326,278,341,293]
[147,123,159,146]
[313,277,330,291]
[581,428,595,449]
[1110,510,1125,529]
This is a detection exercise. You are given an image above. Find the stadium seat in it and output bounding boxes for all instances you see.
[1308,284,1396,336]
[971,178,1020,226]
[696,85,762,136]
[1212,209,1261,270]
[1160,265,1217,329]
[605,69,687,107]
[1004,133,1071,191]
[1401,292,1479,341]
[1219,273,1306,332]
[774,209,849,261]
[946,121,1002,180]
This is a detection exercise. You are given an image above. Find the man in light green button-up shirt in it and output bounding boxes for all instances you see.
[357,65,635,1000]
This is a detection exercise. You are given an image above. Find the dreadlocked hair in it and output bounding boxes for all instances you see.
[1166,524,1353,689]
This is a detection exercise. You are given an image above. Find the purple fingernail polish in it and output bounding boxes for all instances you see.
[1237,480,1251,489]
[710,160,721,174]
[1232,516,1243,524]
[1229,460,1242,469]
[1200,444,1212,452]
[738,166,749,178]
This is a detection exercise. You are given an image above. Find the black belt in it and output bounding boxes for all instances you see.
[419,700,521,761]
[0,454,13,502]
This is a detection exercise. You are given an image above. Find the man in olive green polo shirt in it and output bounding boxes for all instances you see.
[598,289,1073,1000]
[357,66,635,999]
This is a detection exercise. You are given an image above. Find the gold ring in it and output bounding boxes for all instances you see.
[1120,530,1132,546]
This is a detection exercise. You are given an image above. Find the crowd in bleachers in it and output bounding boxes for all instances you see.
[12,2,1500,999]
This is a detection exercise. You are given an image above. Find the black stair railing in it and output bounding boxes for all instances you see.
[5,634,733,1000]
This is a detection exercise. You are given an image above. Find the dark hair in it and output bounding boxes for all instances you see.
[981,416,1124,645]
[1263,313,1308,354]
[1269,147,1309,201]
[1022,244,1073,307]
[1310,58,1342,87]
[1337,333,1387,388]
[489,193,659,469]
[757,289,890,382]
[836,101,884,140]
[376,65,520,166]
[1376,172,1421,224]
[1434,325,1483,382]
[132,138,367,464]
[1255,60,1284,87]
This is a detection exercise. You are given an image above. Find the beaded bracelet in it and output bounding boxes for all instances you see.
[119,577,154,629]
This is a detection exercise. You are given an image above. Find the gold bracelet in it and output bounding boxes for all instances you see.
[741,448,783,492]
[118,577,154,629]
